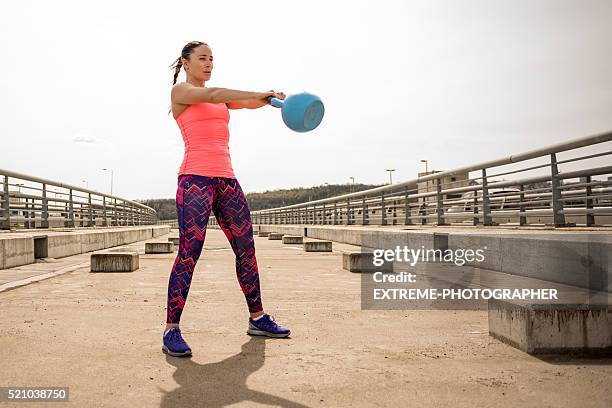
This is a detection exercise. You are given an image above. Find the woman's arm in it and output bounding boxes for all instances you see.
[226,91,287,110]
[226,99,271,110]
[172,82,274,105]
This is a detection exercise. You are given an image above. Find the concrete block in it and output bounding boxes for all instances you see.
[447,233,503,272]
[304,240,332,252]
[138,228,150,241]
[80,231,107,253]
[91,252,139,272]
[0,237,35,269]
[282,235,303,244]
[145,242,174,254]
[268,233,284,240]
[488,299,612,354]
[103,231,124,248]
[258,231,270,237]
[342,251,393,273]
[124,229,140,244]
[47,234,82,258]
[153,226,170,237]
[168,237,180,245]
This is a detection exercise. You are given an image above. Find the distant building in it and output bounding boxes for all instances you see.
[417,170,470,203]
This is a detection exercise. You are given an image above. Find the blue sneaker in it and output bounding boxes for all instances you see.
[247,314,291,338]
[162,327,192,357]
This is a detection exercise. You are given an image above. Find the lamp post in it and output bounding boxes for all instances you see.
[386,169,395,185]
[349,177,355,193]
[82,180,88,189]
[102,168,114,196]
[420,159,428,175]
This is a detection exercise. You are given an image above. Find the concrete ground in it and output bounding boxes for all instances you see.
[0,228,611,407]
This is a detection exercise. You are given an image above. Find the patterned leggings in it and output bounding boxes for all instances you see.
[166,174,263,324]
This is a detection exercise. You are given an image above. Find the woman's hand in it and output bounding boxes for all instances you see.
[268,90,286,103]
[245,90,286,109]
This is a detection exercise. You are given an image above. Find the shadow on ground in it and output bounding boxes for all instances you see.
[160,336,311,408]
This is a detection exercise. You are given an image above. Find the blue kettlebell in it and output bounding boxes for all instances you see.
[268,92,325,133]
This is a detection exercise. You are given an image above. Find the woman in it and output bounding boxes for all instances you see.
[163,41,290,357]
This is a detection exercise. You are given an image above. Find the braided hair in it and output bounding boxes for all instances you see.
[169,41,209,85]
[168,41,209,115]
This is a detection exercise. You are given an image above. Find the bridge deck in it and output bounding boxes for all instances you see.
[0,229,611,407]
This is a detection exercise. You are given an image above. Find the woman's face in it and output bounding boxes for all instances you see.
[183,44,213,82]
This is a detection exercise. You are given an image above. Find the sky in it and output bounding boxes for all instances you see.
[1,0,611,200]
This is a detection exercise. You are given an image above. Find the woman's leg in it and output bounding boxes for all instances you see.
[211,177,264,316]
[166,175,215,326]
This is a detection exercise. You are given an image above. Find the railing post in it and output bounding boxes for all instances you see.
[392,198,397,225]
[381,192,387,226]
[482,169,493,226]
[550,153,566,227]
[114,198,118,226]
[41,183,49,229]
[472,193,479,226]
[585,176,594,227]
[1,175,10,230]
[88,192,94,227]
[68,189,75,228]
[130,205,135,226]
[333,202,338,225]
[518,184,527,226]
[362,195,369,225]
[345,198,351,225]
[436,178,446,225]
[404,187,412,225]
[102,196,108,227]
[321,203,326,225]
[420,197,427,225]
[26,199,32,228]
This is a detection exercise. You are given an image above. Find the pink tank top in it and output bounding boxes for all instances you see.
[176,102,236,179]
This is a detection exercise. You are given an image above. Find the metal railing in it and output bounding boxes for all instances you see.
[156,219,178,228]
[245,131,612,228]
[0,168,157,230]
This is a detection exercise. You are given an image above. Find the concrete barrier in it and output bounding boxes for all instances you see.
[268,233,284,240]
[254,225,612,293]
[91,252,139,272]
[258,231,271,237]
[304,240,332,252]
[80,231,107,253]
[1,226,172,270]
[259,225,306,237]
[145,242,174,254]
[488,299,612,354]
[0,236,34,269]
[342,251,393,273]
[282,235,303,244]
[152,226,170,237]
[168,237,179,245]
[48,234,82,258]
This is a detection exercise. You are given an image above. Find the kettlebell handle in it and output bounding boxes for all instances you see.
[268,97,284,108]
